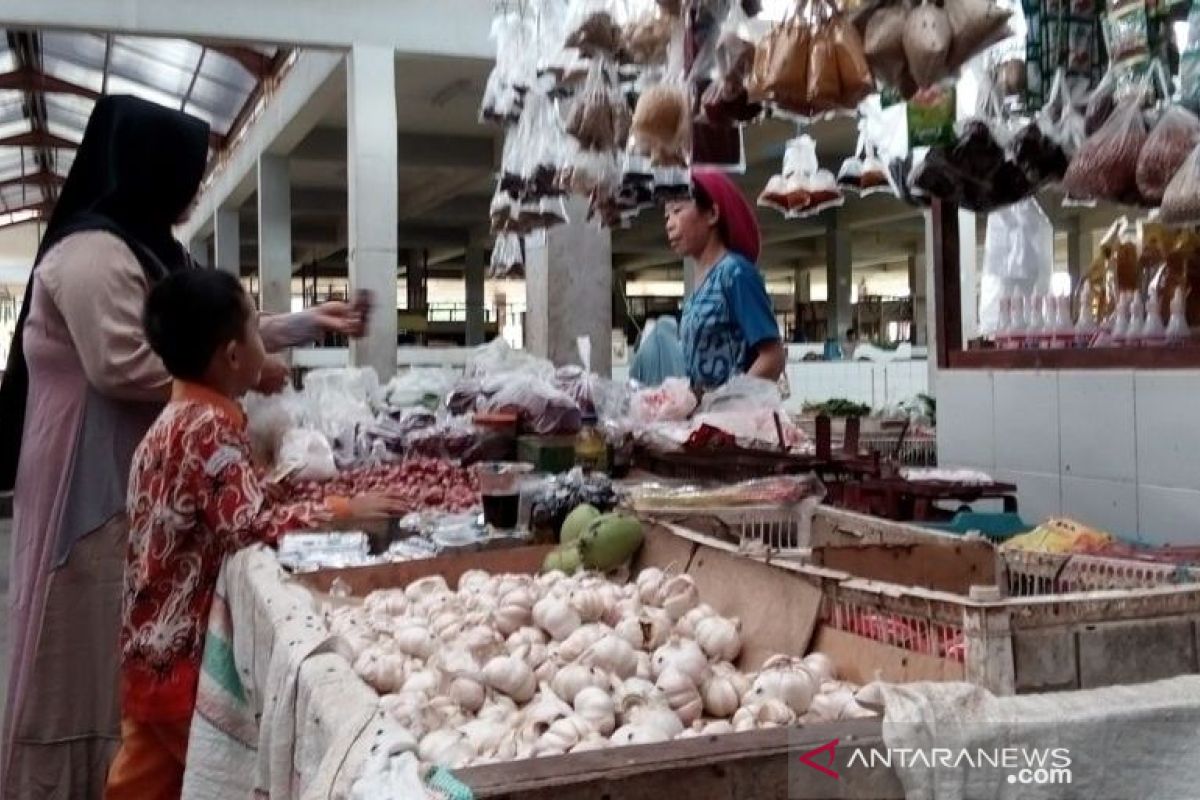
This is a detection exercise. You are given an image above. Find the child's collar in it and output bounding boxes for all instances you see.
[171,381,246,428]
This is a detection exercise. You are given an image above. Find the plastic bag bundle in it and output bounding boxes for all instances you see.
[978,198,1053,334]
[758,134,844,217]
[622,1,674,65]
[1011,70,1082,188]
[565,0,624,57]
[489,232,525,279]
[277,429,339,482]
[480,12,534,125]
[1159,142,1200,224]
[494,92,571,234]
[479,379,584,436]
[838,115,892,195]
[1136,104,1200,205]
[699,1,765,125]
[1062,96,1149,205]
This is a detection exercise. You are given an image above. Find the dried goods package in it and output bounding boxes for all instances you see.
[1061,98,1149,205]
[1135,105,1200,204]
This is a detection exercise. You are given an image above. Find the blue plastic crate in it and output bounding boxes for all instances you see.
[923,511,1032,541]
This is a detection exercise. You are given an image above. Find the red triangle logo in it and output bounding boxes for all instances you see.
[798,738,840,779]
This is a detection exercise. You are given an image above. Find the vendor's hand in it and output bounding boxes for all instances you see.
[255,357,291,395]
[313,300,368,338]
[350,493,409,519]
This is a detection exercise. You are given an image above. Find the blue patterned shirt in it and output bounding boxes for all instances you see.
[680,252,780,389]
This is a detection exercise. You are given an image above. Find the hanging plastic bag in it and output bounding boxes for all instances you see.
[1062,93,1150,205]
[979,198,1052,334]
[1136,104,1200,204]
[566,60,624,152]
[828,0,874,107]
[565,0,624,57]
[758,134,844,217]
[748,5,812,111]
[489,232,525,279]
[480,12,531,125]
[864,1,914,95]
[1159,142,1200,224]
[837,132,866,189]
[1011,70,1074,187]
[944,0,1012,71]
[1084,68,1117,135]
[623,1,674,65]
[903,0,952,89]
[700,1,765,125]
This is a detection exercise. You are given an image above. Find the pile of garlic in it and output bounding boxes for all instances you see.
[326,566,875,769]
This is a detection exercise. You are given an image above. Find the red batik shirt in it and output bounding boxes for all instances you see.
[121,381,350,723]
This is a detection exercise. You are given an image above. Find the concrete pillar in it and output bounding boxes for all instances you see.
[188,236,209,267]
[257,153,292,314]
[526,197,613,377]
[406,249,428,312]
[214,208,240,276]
[922,210,938,397]
[793,265,811,302]
[612,264,631,338]
[959,210,979,343]
[347,43,399,379]
[909,251,928,346]
[825,212,852,342]
[465,239,486,346]
[683,258,697,298]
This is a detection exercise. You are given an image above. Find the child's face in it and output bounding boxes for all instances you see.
[225,294,266,396]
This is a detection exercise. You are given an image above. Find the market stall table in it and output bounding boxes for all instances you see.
[841,476,1020,522]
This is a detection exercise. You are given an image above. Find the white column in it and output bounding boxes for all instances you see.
[923,210,939,397]
[214,208,240,276]
[346,43,399,379]
[909,251,927,346]
[525,197,613,376]
[465,239,486,346]
[257,153,292,314]
[959,210,978,343]
[187,236,209,267]
[825,212,852,343]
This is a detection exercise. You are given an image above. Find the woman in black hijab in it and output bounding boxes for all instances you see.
[0,95,364,799]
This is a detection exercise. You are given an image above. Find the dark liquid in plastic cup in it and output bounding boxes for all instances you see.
[482,493,520,529]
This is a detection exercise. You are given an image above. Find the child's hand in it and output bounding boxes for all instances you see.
[349,493,408,519]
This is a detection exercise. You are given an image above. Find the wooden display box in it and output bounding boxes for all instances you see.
[295,523,904,799]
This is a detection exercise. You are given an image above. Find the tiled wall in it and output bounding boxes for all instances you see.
[937,369,1200,544]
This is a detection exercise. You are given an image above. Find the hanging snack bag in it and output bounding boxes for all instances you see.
[864,1,915,94]
[1136,104,1200,204]
[1159,141,1200,224]
[945,0,1013,71]
[1062,95,1150,205]
[903,0,952,88]
[748,5,812,111]
[837,133,867,189]
[1084,68,1117,134]
[623,3,675,65]
[566,61,622,151]
[700,1,765,124]
[630,81,692,167]
[829,0,875,108]
[489,233,526,279]
[565,0,624,57]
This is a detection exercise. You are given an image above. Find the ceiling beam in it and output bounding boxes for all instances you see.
[191,41,274,77]
[0,170,64,191]
[0,66,101,100]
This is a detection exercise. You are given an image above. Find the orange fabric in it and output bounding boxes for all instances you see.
[170,380,246,428]
[105,717,190,800]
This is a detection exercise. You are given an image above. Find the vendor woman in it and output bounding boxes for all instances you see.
[665,168,785,390]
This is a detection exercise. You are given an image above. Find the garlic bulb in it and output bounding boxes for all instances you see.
[573,686,616,735]
[612,676,663,722]
[535,714,594,754]
[637,608,673,651]
[401,668,440,697]
[524,682,574,727]
[493,586,536,636]
[747,665,817,715]
[711,661,752,698]
[613,617,644,649]
[655,666,703,726]
[518,642,549,670]
[735,698,796,730]
[674,603,716,638]
[478,695,519,724]
[695,616,742,662]
[610,724,670,747]
[559,624,609,663]
[551,664,609,705]
[700,672,741,718]
[532,596,582,641]
[448,677,486,713]
[570,734,609,753]
[482,655,537,703]
[506,626,547,653]
[458,569,494,597]
[635,651,653,680]
[533,656,559,684]
[802,652,836,685]
[651,636,708,684]
[456,625,501,662]
[405,575,449,602]
[458,718,507,756]
[363,589,408,616]
[418,729,474,768]
[583,634,638,679]
[701,719,735,736]
[569,587,608,624]
[606,596,642,628]
[659,575,700,621]
[393,624,436,660]
[353,649,407,694]
[635,568,666,606]
[379,690,425,725]
[626,704,684,739]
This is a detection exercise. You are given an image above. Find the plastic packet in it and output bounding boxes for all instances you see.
[979,198,1053,334]
[1062,94,1150,205]
[747,6,812,111]
[629,376,697,426]
[906,82,957,147]
[1136,104,1200,204]
[903,0,952,89]
[758,134,844,217]
[1011,70,1075,186]
[489,232,525,279]
[1084,68,1117,134]
[278,429,339,482]
[566,61,624,151]
[478,379,583,436]
[623,1,674,65]
[565,0,624,57]
[697,374,783,413]
[629,474,826,510]
[699,1,764,125]
[944,0,1012,71]
[480,12,532,125]
[864,1,914,94]
[1159,141,1200,224]
[837,134,866,190]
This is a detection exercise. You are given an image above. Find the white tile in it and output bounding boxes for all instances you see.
[1137,485,1200,546]
[995,469,1062,524]
[994,371,1060,474]
[1061,477,1138,538]
[936,370,995,470]
[1058,372,1136,483]
[1136,372,1200,492]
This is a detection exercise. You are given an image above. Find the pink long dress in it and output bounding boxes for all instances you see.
[2,231,321,799]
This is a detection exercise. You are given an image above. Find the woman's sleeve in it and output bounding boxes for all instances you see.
[724,260,781,349]
[259,310,323,352]
[41,233,172,402]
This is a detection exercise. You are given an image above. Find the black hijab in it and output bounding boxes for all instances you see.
[0,95,210,489]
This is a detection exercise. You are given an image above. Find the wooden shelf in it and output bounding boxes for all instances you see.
[948,346,1200,370]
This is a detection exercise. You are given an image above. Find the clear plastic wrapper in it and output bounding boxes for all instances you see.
[1011,70,1079,187]
[243,388,304,465]
[1136,104,1200,205]
[622,0,674,65]
[564,0,624,57]
[979,198,1053,335]
[566,60,626,152]
[903,0,951,89]
[629,474,827,510]
[489,232,525,279]
[864,1,913,93]
[697,374,783,413]
[480,12,534,125]
[380,368,458,413]
[1062,93,1150,205]
[629,376,697,426]
[277,428,339,482]
[944,0,1012,71]
[1159,141,1200,224]
[758,134,844,218]
[478,379,583,436]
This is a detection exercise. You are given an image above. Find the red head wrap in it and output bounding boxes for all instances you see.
[691,167,761,263]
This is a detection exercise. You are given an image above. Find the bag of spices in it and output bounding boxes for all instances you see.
[807,1,845,112]
[1084,69,1117,135]
[748,6,812,110]
[903,0,952,88]
[829,0,875,108]
[1062,95,1150,204]
[567,61,621,151]
[1159,141,1200,223]
[1136,104,1200,204]
[944,0,1012,71]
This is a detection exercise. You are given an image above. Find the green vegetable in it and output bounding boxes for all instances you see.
[542,545,583,575]
[560,504,601,545]
[577,513,644,571]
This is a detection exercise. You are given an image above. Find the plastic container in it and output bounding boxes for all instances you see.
[575,415,608,473]
[474,462,533,529]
